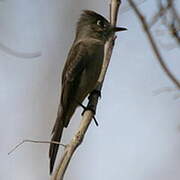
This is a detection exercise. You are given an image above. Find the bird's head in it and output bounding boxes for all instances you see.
[75,10,127,41]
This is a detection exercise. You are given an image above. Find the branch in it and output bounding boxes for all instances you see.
[167,0,180,46]
[128,0,180,89]
[148,1,171,28]
[0,42,41,59]
[169,0,180,26]
[8,139,66,155]
[52,0,122,179]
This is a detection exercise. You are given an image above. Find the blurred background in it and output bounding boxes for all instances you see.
[0,0,180,180]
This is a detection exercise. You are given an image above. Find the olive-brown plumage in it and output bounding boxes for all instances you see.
[49,10,127,174]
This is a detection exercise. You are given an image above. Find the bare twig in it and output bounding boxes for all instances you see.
[52,1,122,179]
[128,0,180,89]
[169,0,180,26]
[0,42,41,58]
[166,22,180,45]
[120,0,147,14]
[148,2,171,28]
[153,86,180,99]
[153,86,179,96]
[8,139,66,155]
[158,0,180,46]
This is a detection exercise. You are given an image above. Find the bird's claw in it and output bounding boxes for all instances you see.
[88,90,101,99]
[79,103,99,127]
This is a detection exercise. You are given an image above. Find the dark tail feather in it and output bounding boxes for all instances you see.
[49,116,64,174]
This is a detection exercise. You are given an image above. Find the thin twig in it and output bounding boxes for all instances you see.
[0,42,41,59]
[128,0,180,89]
[52,0,122,179]
[169,0,180,26]
[8,139,66,155]
[158,0,180,46]
[120,0,146,14]
[148,2,171,28]
[153,87,179,96]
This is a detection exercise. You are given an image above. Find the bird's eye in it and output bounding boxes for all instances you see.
[96,20,104,27]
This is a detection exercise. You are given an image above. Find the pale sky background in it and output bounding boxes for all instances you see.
[0,0,180,180]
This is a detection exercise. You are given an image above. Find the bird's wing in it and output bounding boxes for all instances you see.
[49,41,89,174]
[60,41,88,115]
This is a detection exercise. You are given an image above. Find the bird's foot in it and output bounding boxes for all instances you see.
[88,89,101,99]
[77,102,99,126]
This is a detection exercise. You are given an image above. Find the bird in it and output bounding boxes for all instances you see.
[49,10,127,174]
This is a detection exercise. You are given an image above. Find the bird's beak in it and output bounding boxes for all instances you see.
[113,27,127,32]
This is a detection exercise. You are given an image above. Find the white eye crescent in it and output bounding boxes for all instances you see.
[97,20,104,27]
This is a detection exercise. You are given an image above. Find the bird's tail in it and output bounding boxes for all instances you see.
[49,115,64,174]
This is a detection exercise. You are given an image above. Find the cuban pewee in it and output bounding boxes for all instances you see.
[49,10,127,174]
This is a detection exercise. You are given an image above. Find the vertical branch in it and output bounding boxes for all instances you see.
[97,0,120,85]
[52,0,122,179]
